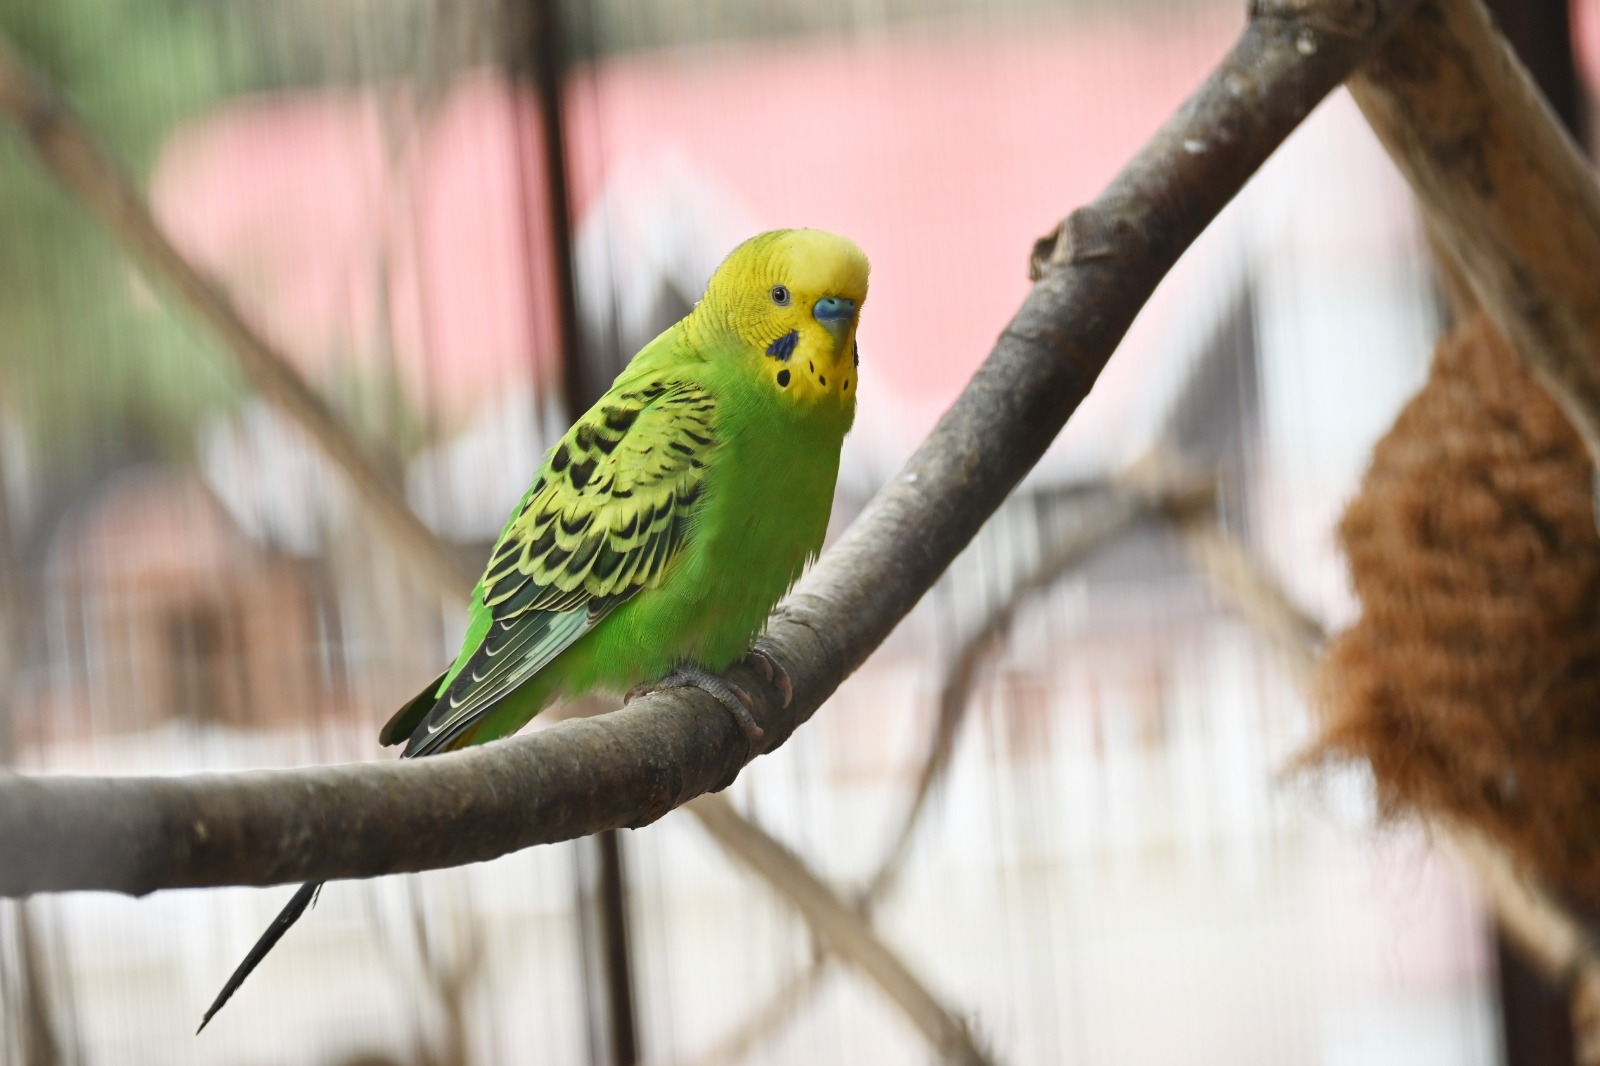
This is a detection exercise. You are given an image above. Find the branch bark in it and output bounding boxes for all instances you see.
[1346,0,1600,471]
[0,1,1420,897]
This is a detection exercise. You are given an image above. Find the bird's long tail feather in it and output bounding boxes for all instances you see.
[197,881,321,1033]
[198,702,493,1032]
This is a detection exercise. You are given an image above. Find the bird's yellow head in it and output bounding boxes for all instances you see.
[690,229,869,409]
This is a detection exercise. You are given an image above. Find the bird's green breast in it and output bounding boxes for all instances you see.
[540,366,849,700]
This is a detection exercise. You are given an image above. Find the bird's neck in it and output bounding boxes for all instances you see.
[682,302,734,356]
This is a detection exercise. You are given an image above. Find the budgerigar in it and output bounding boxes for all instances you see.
[199,228,868,1030]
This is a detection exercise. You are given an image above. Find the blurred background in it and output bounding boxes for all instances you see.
[4,0,1598,1063]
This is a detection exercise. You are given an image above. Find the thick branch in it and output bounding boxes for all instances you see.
[550,700,983,1064]
[0,34,473,595]
[0,1,1418,897]
[1347,0,1600,469]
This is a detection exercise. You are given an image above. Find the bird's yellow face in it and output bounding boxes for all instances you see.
[694,229,869,409]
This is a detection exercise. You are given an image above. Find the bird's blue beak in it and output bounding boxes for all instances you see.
[812,296,857,340]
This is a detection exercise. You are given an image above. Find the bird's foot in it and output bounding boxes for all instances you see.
[743,648,793,709]
[626,664,764,740]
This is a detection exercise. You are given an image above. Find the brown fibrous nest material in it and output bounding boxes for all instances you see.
[1316,312,1600,906]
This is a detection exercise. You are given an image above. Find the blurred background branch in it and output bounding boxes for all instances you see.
[865,477,1165,905]
[1157,455,1600,1064]
[686,794,992,1066]
[0,32,474,596]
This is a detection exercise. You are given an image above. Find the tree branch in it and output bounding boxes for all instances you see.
[0,0,1420,897]
[1446,822,1600,1066]
[539,700,987,1064]
[687,796,993,1066]
[660,959,826,1066]
[865,483,1153,905]
[1162,505,1325,690]
[1346,0,1600,471]
[695,484,1159,1063]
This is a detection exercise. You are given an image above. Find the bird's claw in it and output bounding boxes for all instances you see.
[743,649,793,709]
[626,664,764,740]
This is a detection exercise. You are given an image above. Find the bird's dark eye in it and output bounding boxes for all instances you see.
[770,285,791,306]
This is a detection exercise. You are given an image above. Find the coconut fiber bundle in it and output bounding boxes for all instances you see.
[1317,311,1600,905]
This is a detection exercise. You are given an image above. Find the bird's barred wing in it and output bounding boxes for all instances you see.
[402,380,717,755]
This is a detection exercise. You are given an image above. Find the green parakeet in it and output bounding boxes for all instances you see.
[199,228,869,1030]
